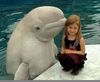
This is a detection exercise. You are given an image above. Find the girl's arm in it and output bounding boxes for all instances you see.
[61,34,66,54]
[65,37,85,55]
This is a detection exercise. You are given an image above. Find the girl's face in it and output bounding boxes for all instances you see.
[67,23,79,36]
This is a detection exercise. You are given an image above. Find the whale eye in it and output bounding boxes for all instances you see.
[32,25,41,32]
[35,27,40,30]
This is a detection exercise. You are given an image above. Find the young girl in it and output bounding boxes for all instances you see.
[57,15,87,75]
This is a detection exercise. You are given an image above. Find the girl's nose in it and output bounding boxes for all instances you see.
[71,29,74,32]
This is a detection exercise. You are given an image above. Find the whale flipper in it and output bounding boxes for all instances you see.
[14,63,29,80]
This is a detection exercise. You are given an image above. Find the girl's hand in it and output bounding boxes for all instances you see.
[65,49,73,54]
[61,49,65,54]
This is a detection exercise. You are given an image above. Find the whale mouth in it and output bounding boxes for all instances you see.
[36,36,52,42]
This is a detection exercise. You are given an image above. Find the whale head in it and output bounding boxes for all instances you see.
[21,6,66,42]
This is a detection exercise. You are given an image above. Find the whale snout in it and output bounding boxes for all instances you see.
[45,18,66,30]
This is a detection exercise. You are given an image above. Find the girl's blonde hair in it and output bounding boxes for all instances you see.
[64,15,82,44]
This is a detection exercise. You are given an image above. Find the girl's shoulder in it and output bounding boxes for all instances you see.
[80,37,85,41]
[80,37,85,44]
[62,34,68,42]
[63,34,67,39]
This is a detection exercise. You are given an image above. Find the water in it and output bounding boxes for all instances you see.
[0,0,100,80]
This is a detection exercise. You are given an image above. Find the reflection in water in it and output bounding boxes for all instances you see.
[0,0,100,79]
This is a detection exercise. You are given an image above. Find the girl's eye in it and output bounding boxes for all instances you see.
[74,27,77,29]
[69,27,72,29]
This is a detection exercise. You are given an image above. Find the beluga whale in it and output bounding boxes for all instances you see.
[6,6,66,80]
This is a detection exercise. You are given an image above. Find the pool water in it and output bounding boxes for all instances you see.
[0,0,100,80]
